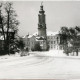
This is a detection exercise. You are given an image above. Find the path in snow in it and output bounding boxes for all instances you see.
[0,51,80,79]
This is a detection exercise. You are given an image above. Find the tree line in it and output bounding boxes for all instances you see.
[59,26,80,56]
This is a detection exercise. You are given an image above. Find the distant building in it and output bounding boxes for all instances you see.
[23,3,62,51]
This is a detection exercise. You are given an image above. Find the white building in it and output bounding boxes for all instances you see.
[23,31,62,51]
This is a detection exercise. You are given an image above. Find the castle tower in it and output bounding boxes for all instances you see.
[37,2,47,50]
[38,2,47,39]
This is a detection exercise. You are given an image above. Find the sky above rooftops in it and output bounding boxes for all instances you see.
[4,1,80,36]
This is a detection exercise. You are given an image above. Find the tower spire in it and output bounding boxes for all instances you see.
[41,1,43,6]
[39,1,45,14]
[40,1,43,11]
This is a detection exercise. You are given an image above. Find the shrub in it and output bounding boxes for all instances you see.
[32,42,42,51]
[63,47,73,55]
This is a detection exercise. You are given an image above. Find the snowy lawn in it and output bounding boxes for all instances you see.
[0,50,80,79]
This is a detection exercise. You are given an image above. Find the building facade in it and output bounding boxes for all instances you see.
[23,3,62,51]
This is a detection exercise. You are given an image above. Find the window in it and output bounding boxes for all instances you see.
[32,42,34,44]
[51,41,53,44]
[54,45,55,49]
[54,41,55,44]
[51,45,53,49]
[48,41,50,44]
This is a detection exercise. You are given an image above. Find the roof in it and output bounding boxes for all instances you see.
[36,36,45,40]
[33,31,59,36]
[0,36,4,40]
[28,35,33,38]
[33,32,38,36]
[47,31,59,36]
[23,31,59,39]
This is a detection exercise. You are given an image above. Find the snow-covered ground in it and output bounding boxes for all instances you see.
[0,50,80,79]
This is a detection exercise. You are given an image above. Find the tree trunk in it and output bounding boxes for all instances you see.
[2,22,5,41]
[6,12,10,55]
[73,51,74,56]
[76,49,78,56]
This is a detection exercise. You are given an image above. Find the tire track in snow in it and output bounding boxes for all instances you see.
[9,56,49,67]
[9,56,54,68]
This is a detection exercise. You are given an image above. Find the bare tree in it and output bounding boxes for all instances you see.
[0,2,19,55]
[4,2,19,39]
[4,2,19,54]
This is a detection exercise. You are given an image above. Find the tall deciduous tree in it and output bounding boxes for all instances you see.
[4,2,19,52]
[4,2,19,41]
[0,2,19,54]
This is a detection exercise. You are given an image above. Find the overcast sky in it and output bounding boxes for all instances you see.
[11,1,80,36]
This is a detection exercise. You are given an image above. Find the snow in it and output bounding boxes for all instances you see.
[44,50,66,56]
[27,35,33,38]
[33,32,38,36]
[47,31,59,36]
[32,31,59,37]
[23,31,59,39]
[0,35,4,40]
[0,50,80,79]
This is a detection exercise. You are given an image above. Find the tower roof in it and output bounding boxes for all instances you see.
[39,2,45,14]
[40,2,43,10]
